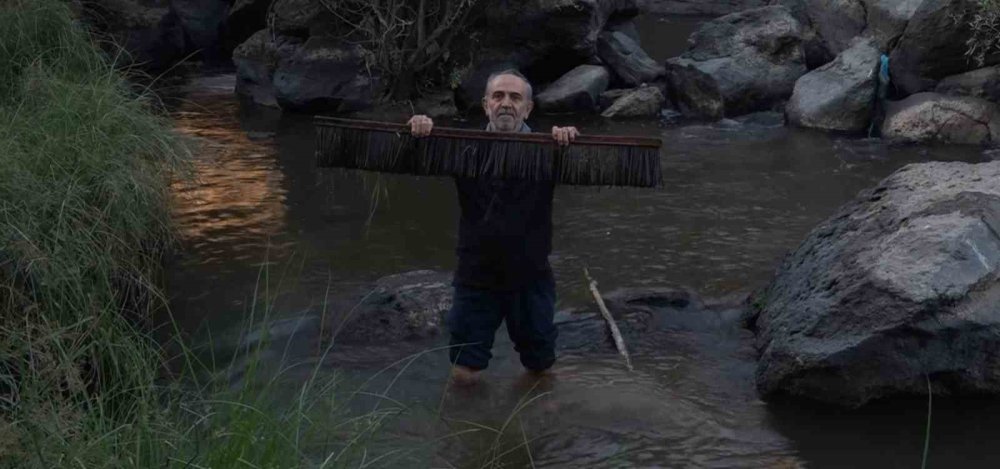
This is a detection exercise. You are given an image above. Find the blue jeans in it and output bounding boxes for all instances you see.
[446,278,558,371]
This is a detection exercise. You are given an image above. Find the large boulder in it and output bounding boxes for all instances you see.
[752,161,1000,406]
[642,0,768,15]
[936,66,1000,103]
[536,65,611,112]
[597,30,665,87]
[233,30,302,107]
[802,0,867,57]
[786,38,880,132]
[268,0,329,35]
[665,6,806,119]
[272,37,378,112]
[890,0,1000,96]
[600,85,666,117]
[863,0,922,50]
[881,93,1000,145]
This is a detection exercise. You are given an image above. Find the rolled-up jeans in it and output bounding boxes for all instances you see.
[446,277,558,372]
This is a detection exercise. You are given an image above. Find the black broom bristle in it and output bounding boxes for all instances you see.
[315,121,662,188]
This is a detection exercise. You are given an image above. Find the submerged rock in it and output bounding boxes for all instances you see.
[881,93,1000,145]
[665,6,806,119]
[890,0,1000,96]
[601,85,666,118]
[936,66,1000,103]
[536,65,611,113]
[752,161,1000,406]
[331,271,452,344]
[786,38,880,132]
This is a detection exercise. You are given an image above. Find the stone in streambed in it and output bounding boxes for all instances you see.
[536,65,611,113]
[786,38,880,132]
[936,66,1000,103]
[597,30,664,87]
[665,6,807,119]
[881,93,1000,145]
[601,85,665,118]
[752,161,1000,406]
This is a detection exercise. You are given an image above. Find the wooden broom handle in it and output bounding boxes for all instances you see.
[314,116,662,149]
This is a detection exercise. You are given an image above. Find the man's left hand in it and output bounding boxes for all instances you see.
[552,126,579,146]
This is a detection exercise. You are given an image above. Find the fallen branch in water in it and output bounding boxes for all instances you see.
[584,268,633,371]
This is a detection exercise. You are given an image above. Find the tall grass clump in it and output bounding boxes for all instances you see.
[0,0,187,465]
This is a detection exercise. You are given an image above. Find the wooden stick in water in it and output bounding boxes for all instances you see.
[584,267,634,372]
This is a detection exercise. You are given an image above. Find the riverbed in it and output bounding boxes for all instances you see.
[162,23,1000,469]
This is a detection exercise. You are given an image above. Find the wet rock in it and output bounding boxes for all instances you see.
[936,66,1000,103]
[881,93,1000,145]
[601,85,665,117]
[81,0,186,71]
[233,30,302,107]
[599,88,633,110]
[536,65,611,113]
[606,17,641,44]
[786,38,880,132]
[333,271,452,344]
[597,31,664,87]
[268,0,328,35]
[665,6,806,119]
[863,0,922,50]
[642,0,769,15]
[752,161,1000,406]
[170,0,229,59]
[273,37,378,113]
[803,0,867,57]
[890,0,1000,96]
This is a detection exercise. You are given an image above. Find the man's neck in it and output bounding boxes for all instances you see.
[486,122,531,133]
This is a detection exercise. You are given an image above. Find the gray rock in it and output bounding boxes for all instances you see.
[786,38,880,132]
[804,0,867,56]
[334,271,453,344]
[936,66,1000,103]
[233,30,302,107]
[881,93,1000,144]
[601,85,666,117]
[752,161,1000,406]
[665,6,807,119]
[863,0,922,50]
[170,0,229,58]
[273,37,379,113]
[597,31,665,87]
[269,0,327,35]
[890,0,1000,96]
[600,88,633,109]
[536,65,611,112]
[606,17,642,45]
[642,0,768,15]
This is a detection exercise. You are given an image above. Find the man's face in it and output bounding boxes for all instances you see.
[482,74,533,132]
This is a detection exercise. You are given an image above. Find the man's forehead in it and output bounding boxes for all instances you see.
[487,74,529,93]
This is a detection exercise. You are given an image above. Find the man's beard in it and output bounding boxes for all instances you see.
[492,113,519,131]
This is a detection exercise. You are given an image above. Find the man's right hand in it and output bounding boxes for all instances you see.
[408,115,434,137]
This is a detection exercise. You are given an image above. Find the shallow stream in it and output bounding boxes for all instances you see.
[163,17,1000,468]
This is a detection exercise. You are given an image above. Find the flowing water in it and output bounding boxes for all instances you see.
[163,17,1000,469]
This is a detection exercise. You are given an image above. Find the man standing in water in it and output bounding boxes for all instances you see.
[408,70,578,385]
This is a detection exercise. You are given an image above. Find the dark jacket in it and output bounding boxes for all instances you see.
[453,123,555,290]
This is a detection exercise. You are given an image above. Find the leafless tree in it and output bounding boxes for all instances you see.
[318,0,482,100]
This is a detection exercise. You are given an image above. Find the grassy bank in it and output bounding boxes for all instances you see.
[0,1,394,467]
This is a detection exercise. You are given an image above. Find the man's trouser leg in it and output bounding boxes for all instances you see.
[505,277,558,372]
[446,285,508,370]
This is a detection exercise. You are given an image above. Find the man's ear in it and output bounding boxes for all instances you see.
[482,97,489,115]
[524,100,534,118]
